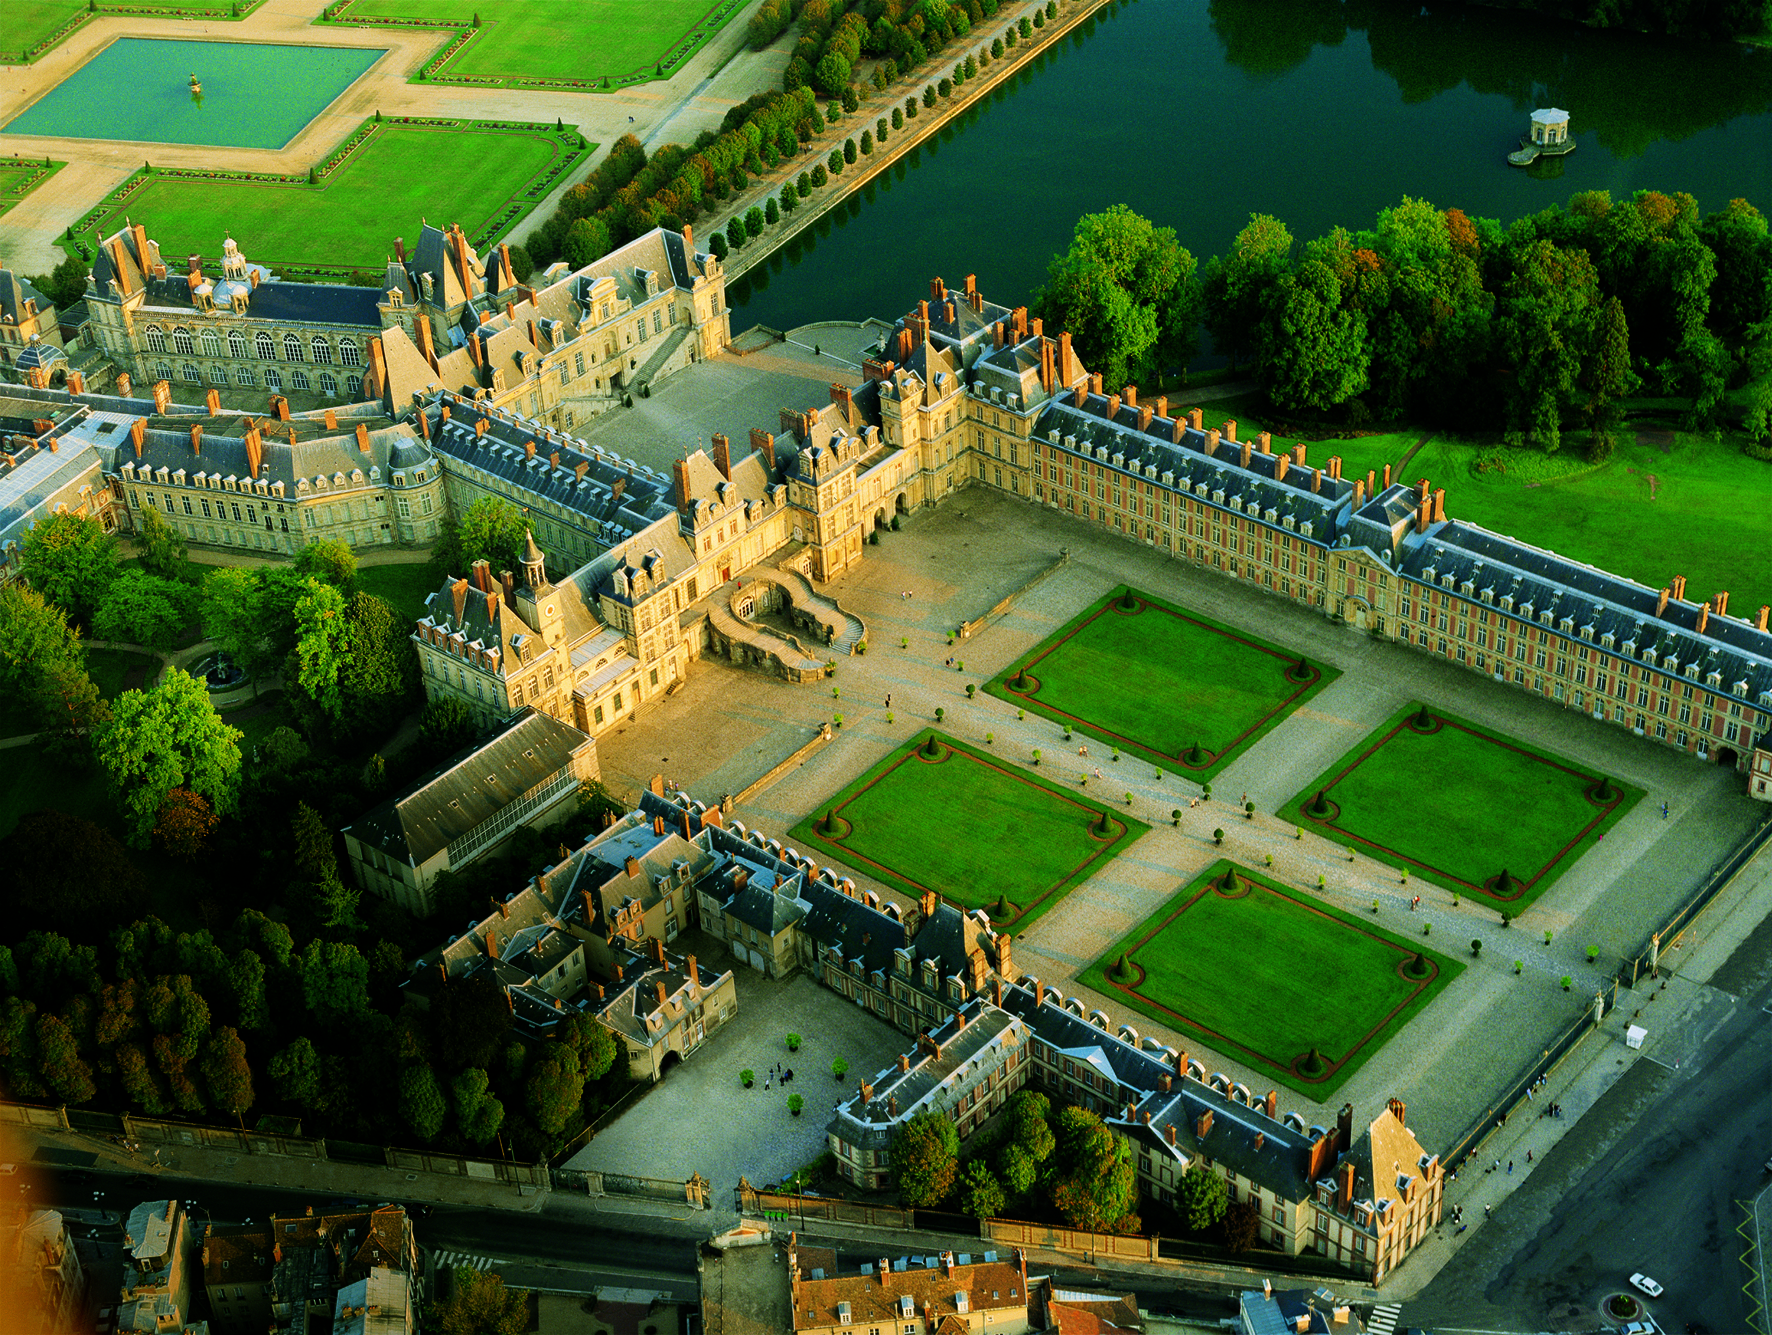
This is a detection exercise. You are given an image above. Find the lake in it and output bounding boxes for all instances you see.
[729,0,1772,335]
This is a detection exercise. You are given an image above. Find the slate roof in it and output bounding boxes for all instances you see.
[343,707,592,863]
[0,269,51,326]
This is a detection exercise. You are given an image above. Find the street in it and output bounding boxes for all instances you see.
[1403,908,1772,1331]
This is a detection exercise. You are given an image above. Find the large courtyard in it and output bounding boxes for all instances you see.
[1279,703,1644,911]
[985,584,1337,780]
[1084,860,1461,1098]
[790,730,1148,932]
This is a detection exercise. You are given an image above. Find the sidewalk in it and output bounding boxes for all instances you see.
[7,1121,550,1213]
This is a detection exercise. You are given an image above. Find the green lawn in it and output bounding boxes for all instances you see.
[984,585,1337,781]
[0,647,158,739]
[221,690,293,754]
[333,0,743,85]
[1279,703,1644,909]
[791,730,1149,932]
[0,156,65,215]
[1413,427,1772,619]
[358,562,438,623]
[1085,860,1462,1098]
[72,122,583,273]
[4,0,207,62]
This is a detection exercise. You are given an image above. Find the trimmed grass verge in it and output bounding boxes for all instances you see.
[1279,702,1643,910]
[0,156,66,216]
[61,119,590,278]
[791,729,1148,933]
[3,0,264,66]
[1085,859,1462,1099]
[322,0,748,89]
[985,584,1337,782]
[357,562,439,623]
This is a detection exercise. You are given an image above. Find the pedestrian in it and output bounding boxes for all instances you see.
[885,694,891,708]
[1661,802,1669,818]
[1526,1150,1532,1163]
[1485,1204,1492,1218]
[1526,1086,1532,1102]
[1507,1160,1513,1174]
[1492,1159,1500,1173]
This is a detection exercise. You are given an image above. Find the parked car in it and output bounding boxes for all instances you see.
[1630,1273,1664,1297]
[1616,1323,1659,1335]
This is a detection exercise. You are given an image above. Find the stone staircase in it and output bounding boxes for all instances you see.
[628,325,691,398]
[754,566,867,654]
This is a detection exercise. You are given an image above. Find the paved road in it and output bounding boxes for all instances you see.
[1402,908,1772,1332]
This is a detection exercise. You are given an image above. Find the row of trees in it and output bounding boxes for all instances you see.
[1036,189,1772,457]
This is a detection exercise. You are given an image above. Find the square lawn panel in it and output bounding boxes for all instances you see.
[791,730,1147,933]
[1279,703,1644,910]
[4,39,384,149]
[985,585,1336,780]
[1086,861,1461,1098]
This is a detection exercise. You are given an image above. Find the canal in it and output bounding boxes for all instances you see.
[729,0,1772,334]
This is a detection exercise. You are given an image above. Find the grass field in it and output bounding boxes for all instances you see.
[1085,860,1461,1098]
[335,0,740,84]
[5,0,202,62]
[72,122,579,272]
[1412,426,1772,618]
[0,156,65,215]
[791,730,1149,933]
[358,562,439,623]
[985,585,1337,781]
[1279,703,1644,909]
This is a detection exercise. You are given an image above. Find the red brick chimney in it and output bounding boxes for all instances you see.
[1699,605,1710,634]
[1338,1159,1356,1210]
[1266,1089,1278,1118]
[1758,606,1769,633]
[1196,1110,1213,1139]
[1387,1097,1406,1126]
[655,981,669,1009]
[1223,417,1236,443]
[1714,590,1730,617]
[152,379,171,414]
[673,456,690,510]
[1433,488,1446,524]
[356,422,371,454]
[190,425,202,456]
[712,433,732,480]
[1671,574,1687,601]
[205,387,221,414]
[471,559,491,593]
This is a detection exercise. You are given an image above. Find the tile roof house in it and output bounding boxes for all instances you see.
[119,1199,203,1335]
[789,1244,1031,1335]
[341,705,597,915]
[202,1205,417,1335]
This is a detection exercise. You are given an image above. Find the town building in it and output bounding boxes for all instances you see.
[1236,1285,1362,1334]
[81,217,726,427]
[788,1244,1032,1335]
[828,999,1031,1190]
[2,1206,89,1335]
[120,1198,205,1335]
[0,387,127,583]
[1031,1280,1142,1335]
[341,705,598,916]
[0,263,65,376]
[201,1204,417,1335]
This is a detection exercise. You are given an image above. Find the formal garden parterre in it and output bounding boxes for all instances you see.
[985,584,1338,781]
[0,156,66,217]
[58,119,591,279]
[790,729,1149,932]
[3,0,266,66]
[1085,860,1463,1098]
[1279,702,1644,910]
[320,0,750,89]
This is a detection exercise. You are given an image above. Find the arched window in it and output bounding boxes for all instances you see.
[282,333,303,362]
[311,337,334,365]
[145,327,167,353]
[318,371,338,397]
[255,331,275,360]
[338,340,361,368]
[154,362,172,383]
[200,329,222,358]
[209,365,228,385]
[290,369,311,391]
[264,366,283,391]
[182,362,202,383]
[172,327,194,355]
[235,366,256,387]
[228,329,247,358]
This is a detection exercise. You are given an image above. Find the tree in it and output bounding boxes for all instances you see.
[432,974,515,1071]
[93,570,194,650]
[418,696,478,762]
[428,1267,529,1335]
[1048,1106,1138,1232]
[133,505,188,580]
[564,215,613,268]
[1498,239,1602,452]
[526,1041,585,1138]
[200,1026,254,1118]
[22,511,115,625]
[1202,213,1293,370]
[1584,294,1633,453]
[398,1061,449,1141]
[1009,1089,1055,1162]
[726,218,746,251]
[814,50,851,94]
[0,583,86,698]
[1223,1199,1260,1252]
[1256,255,1370,411]
[155,787,218,860]
[299,939,369,1025]
[1035,203,1201,390]
[436,497,528,579]
[996,1141,1037,1196]
[765,195,781,225]
[745,205,766,239]
[891,1110,958,1206]
[293,538,358,592]
[94,668,242,846]
[1178,1161,1228,1232]
[958,1159,1005,1218]
[335,592,419,740]
[259,725,309,774]
[451,1067,506,1144]
[35,1012,96,1105]
[29,255,89,312]
[29,658,109,765]
[560,1011,617,1081]
[268,1036,326,1110]
[294,577,351,722]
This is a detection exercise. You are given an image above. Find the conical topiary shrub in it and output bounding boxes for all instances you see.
[820,808,838,834]
[989,894,1016,921]
[1306,790,1332,818]
[1405,952,1431,979]
[1298,1048,1326,1078]
[1217,867,1239,894]
[922,734,941,759]
[1092,810,1112,836]
[1494,868,1516,896]
[1286,657,1312,682]
[1413,703,1433,729]
[1184,742,1209,766]
[1109,952,1137,984]
[1011,667,1030,689]
[1119,590,1137,610]
[1590,776,1619,802]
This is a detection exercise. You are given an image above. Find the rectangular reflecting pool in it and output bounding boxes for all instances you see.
[3,38,385,149]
